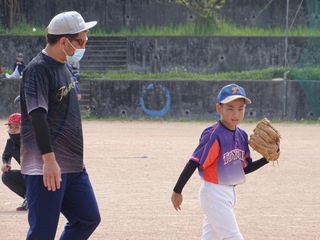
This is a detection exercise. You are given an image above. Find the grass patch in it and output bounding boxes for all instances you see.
[81,67,320,81]
[2,19,320,37]
[0,19,41,36]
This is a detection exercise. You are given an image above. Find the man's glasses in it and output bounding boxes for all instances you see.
[67,37,88,47]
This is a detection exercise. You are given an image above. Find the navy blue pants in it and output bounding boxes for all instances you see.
[25,169,101,240]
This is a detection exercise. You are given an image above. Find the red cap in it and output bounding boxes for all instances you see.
[5,113,21,125]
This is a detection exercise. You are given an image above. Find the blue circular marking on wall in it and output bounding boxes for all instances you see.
[139,83,171,117]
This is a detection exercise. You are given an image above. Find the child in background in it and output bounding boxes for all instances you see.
[1,113,27,211]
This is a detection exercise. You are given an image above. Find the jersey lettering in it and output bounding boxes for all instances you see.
[56,77,75,101]
[223,148,245,165]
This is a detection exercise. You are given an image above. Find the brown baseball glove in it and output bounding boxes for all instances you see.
[248,118,281,163]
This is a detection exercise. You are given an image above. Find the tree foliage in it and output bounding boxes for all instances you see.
[169,0,225,20]
[0,0,20,28]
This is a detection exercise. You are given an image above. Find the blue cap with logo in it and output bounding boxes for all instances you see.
[217,83,251,104]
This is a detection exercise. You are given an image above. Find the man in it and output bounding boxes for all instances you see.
[20,11,100,239]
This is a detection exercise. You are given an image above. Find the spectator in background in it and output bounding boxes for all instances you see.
[5,53,26,79]
[13,53,26,76]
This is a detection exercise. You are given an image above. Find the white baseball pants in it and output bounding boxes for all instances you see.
[199,181,244,240]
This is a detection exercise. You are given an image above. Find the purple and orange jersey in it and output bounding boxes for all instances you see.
[191,121,252,186]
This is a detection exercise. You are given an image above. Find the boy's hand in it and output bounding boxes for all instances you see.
[1,164,11,172]
[171,192,183,211]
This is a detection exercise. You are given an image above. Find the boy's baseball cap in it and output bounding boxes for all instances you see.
[5,113,21,125]
[17,53,23,57]
[217,83,251,104]
[46,11,97,35]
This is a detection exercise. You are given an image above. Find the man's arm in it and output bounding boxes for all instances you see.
[29,108,61,191]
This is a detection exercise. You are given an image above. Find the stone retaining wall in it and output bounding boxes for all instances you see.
[1,78,318,121]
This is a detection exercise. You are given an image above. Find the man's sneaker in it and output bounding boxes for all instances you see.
[16,199,28,211]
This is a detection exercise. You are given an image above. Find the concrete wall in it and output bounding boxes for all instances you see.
[1,36,320,74]
[221,0,309,28]
[1,78,318,121]
[5,0,312,31]
[127,36,313,73]
[0,79,21,116]
[87,79,315,120]
[0,36,45,72]
[12,0,193,32]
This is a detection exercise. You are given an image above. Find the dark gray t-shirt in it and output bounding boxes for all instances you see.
[20,52,83,175]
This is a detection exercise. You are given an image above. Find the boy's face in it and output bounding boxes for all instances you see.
[7,123,21,134]
[216,98,246,130]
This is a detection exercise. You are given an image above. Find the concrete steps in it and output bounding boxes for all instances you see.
[81,36,127,72]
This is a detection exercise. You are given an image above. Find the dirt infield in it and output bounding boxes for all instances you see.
[0,120,319,240]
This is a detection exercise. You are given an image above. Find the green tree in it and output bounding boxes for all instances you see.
[169,0,225,34]
[169,0,225,20]
[0,0,20,29]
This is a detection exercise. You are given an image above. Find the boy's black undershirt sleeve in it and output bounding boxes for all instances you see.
[29,108,53,155]
[244,157,269,174]
[173,160,199,194]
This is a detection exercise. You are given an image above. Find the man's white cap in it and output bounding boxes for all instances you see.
[47,11,97,35]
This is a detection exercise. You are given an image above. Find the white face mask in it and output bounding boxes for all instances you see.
[64,39,86,62]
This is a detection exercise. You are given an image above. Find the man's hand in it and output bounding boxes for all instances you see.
[1,164,11,173]
[42,152,62,191]
[171,192,183,211]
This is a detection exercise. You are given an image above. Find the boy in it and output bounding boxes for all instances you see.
[171,83,270,240]
[1,113,27,211]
